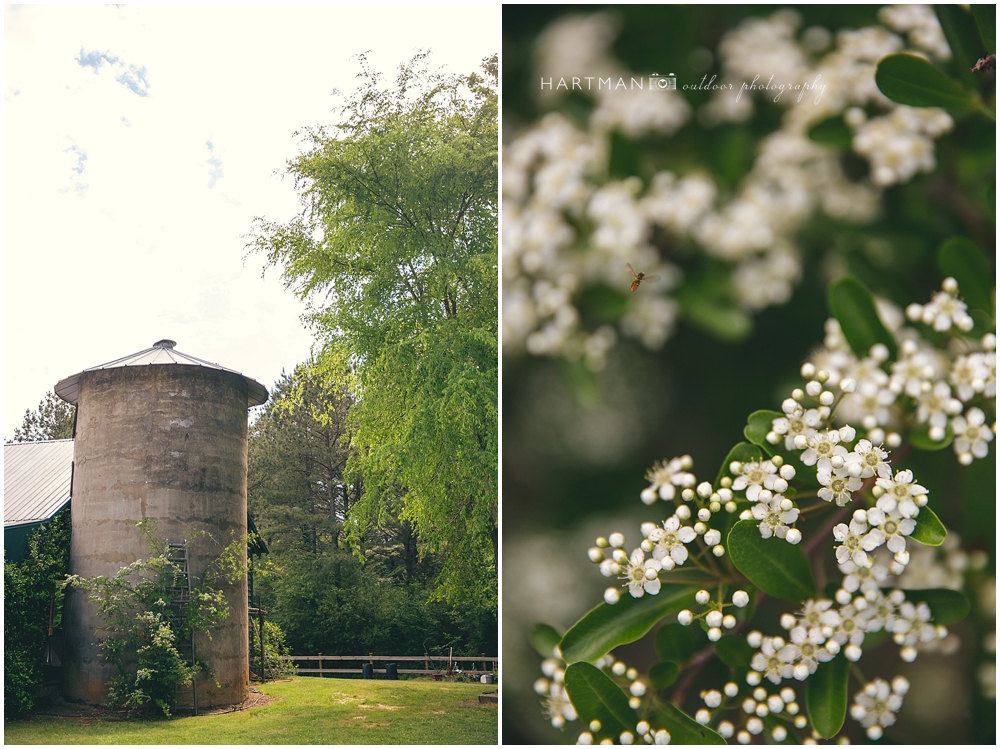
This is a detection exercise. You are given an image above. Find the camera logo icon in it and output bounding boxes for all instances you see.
[650,73,677,90]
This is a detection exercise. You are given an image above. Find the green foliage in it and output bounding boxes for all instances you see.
[9,390,74,443]
[712,633,755,671]
[3,507,71,718]
[807,115,853,149]
[902,587,970,625]
[563,662,638,737]
[528,623,562,658]
[248,363,357,557]
[911,506,948,546]
[249,620,298,680]
[726,520,815,602]
[648,661,679,689]
[655,622,706,664]
[560,586,699,664]
[806,656,850,739]
[650,702,726,744]
[874,53,980,114]
[67,522,247,717]
[936,237,994,317]
[909,422,956,450]
[252,548,495,658]
[827,275,898,360]
[970,4,995,51]
[249,51,498,609]
[247,362,496,659]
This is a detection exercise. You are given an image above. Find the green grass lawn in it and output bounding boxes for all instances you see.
[4,678,498,745]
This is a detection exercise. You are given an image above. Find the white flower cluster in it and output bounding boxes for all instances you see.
[534,657,578,729]
[503,9,955,368]
[878,4,951,60]
[774,286,996,465]
[700,683,805,743]
[579,719,672,745]
[850,676,910,740]
[591,457,738,600]
[676,589,750,641]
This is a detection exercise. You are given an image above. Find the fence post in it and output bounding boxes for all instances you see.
[318,653,323,678]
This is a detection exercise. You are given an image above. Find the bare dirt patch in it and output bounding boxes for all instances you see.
[201,689,278,715]
[357,703,404,710]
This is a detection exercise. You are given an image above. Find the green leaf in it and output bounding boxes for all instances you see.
[806,656,850,739]
[807,115,853,149]
[655,622,707,664]
[936,236,994,316]
[676,290,753,342]
[909,422,955,451]
[727,520,815,602]
[902,588,970,625]
[561,586,699,664]
[744,410,782,449]
[649,661,680,690]
[828,276,898,360]
[529,622,563,658]
[715,442,762,488]
[651,702,727,745]
[564,662,638,736]
[910,506,948,546]
[875,53,978,113]
[713,634,756,671]
[934,5,984,90]
[970,4,995,51]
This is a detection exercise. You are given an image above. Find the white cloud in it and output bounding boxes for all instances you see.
[3,3,498,437]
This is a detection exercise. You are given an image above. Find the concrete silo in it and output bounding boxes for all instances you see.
[56,339,268,709]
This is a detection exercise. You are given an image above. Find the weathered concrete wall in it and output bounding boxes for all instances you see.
[63,365,249,708]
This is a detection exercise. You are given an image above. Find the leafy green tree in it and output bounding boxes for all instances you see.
[4,507,71,718]
[9,390,75,443]
[248,51,498,608]
[249,363,358,556]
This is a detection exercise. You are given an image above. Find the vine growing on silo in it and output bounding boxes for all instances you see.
[66,520,250,717]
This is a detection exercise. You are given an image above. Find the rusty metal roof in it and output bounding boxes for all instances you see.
[3,440,74,527]
[54,339,268,408]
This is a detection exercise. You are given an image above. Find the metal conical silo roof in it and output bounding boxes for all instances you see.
[54,339,269,407]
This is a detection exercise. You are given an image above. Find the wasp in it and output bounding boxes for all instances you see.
[627,263,660,292]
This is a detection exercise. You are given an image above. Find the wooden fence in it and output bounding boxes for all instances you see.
[281,654,499,678]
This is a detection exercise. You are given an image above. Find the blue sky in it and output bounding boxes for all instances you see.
[4,4,498,437]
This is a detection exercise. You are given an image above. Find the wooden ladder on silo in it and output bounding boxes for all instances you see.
[166,541,198,716]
